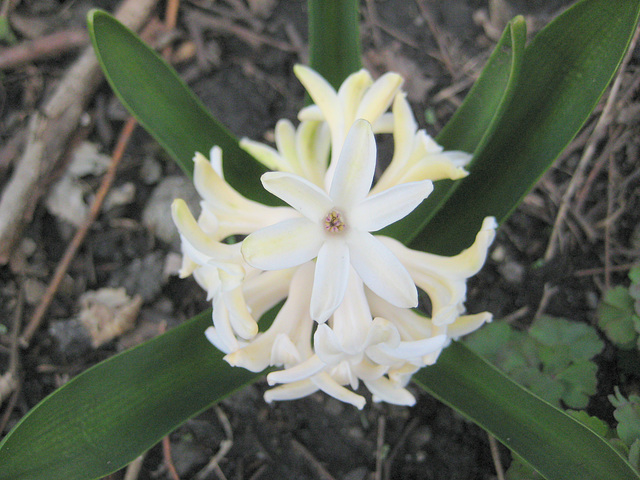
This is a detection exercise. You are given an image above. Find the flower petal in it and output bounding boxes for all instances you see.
[331,271,372,354]
[355,72,403,125]
[310,239,350,323]
[337,69,373,126]
[296,120,330,187]
[264,380,319,403]
[351,180,433,232]
[294,64,341,134]
[329,119,377,207]
[261,171,333,221]
[313,324,345,365]
[239,138,289,172]
[171,199,237,262]
[364,377,416,406]
[311,372,366,410]
[447,312,492,339]
[241,218,322,270]
[348,232,418,308]
[266,355,325,385]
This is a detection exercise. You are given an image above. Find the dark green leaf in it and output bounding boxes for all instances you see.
[598,286,639,349]
[382,16,526,243]
[308,0,361,90]
[0,311,263,480]
[411,0,640,255]
[87,10,276,204]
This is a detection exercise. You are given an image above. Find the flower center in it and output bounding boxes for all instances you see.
[323,209,346,233]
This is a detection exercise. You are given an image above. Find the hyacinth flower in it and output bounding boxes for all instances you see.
[171,66,496,408]
[4,5,635,478]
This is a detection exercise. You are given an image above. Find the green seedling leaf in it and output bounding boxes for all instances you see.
[610,387,640,448]
[409,0,640,255]
[630,439,640,471]
[466,316,604,409]
[567,410,612,438]
[87,10,275,205]
[598,286,639,349]
[0,311,263,480]
[532,315,604,366]
[556,362,599,409]
[413,342,639,480]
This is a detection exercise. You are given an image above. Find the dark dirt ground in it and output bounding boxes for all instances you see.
[1,1,639,479]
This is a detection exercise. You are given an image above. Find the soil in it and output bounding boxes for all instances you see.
[1,1,639,479]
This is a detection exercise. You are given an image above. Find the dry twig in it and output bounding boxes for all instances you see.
[0,29,89,70]
[291,439,337,480]
[195,406,234,480]
[20,117,137,347]
[162,436,182,480]
[0,0,159,264]
[488,434,505,480]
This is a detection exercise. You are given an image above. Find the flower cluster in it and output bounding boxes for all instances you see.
[172,65,496,409]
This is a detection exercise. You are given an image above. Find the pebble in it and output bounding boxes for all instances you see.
[142,176,200,247]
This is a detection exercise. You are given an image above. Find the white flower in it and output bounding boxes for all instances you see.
[294,65,402,185]
[240,119,330,188]
[241,119,433,322]
[372,92,472,193]
[172,65,497,409]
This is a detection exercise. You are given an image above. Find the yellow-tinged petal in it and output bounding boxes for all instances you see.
[171,199,237,263]
[447,312,493,339]
[294,64,341,136]
[266,355,325,385]
[348,231,417,309]
[337,69,373,126]
[264,379,319,403]
[351,180,433,232]
[331,271,372,354]
[261,171,332,220]
[364,377,416,406]
[329,119,377,207]
[311,372,366,410]
[355,72,403,126]
[310,239,350,323]
[241,218,323,270]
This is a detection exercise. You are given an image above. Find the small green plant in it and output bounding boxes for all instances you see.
[598,265,640,349]
[465,315,604,409]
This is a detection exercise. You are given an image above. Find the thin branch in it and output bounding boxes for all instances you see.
[20,117,137,346]
[488,434,505,480]
[0,29,89,69]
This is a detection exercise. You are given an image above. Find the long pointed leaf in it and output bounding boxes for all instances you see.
[413,342,640,480]
[87,10,276,204]
[411,0,640,255]
[0,311,263,480]
[381,16,526,244]
[308,0,361,90]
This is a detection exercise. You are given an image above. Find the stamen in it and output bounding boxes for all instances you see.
[324,209,346,233]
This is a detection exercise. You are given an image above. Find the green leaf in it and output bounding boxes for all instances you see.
[465,317,603,409]
[308,0,361,90]
[610,388,640,448]
[413,342,640,480]
[598,286,639,349]
[0,311,263,480]
[381,16,526,243]
[87,10,276,205]
[410,0,640,255]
